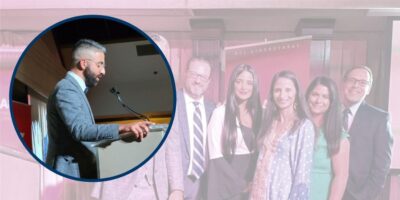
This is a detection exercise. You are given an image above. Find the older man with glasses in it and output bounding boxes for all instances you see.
[173,57,216,200]
[341,66,393,200]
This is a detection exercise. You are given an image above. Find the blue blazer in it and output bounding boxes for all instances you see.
[45,73,119,179]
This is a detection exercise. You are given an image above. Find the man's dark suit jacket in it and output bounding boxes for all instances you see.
[45,73,119,179]
[343,102,393,200]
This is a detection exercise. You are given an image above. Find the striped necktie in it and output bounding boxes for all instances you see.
[190,101,205,180]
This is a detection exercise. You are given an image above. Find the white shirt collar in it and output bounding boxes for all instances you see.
[67,71,87,93]
[183,89,204,106]
[347,100,363,116]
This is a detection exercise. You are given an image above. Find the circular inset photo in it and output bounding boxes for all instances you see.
[9,15,176,181]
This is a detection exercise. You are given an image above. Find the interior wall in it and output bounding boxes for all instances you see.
[389,20,400,136]
[225,37,311,103]
[1,7,399,200]
[221,27,392,109]
[0,151,41,200]
[88,79,174,117]
[15,32,66,98]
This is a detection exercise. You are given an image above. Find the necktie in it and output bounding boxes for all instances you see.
[190,101,205,180]
[343,108,351,132]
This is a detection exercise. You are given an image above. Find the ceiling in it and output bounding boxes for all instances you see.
[0,8,394,33]
[1,8,395,87]
[51,17,149,74]
[51,18,147,46]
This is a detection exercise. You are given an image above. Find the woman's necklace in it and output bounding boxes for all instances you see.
[274,118,295,136]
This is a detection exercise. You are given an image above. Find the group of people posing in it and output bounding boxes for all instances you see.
[199,59,393,200]
[181,58,393,200]
[95,56,392,200]
[47,38,392,200]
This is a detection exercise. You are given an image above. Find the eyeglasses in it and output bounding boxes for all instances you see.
[85,59,105,69]
[345,77,370,87]
[187,70,210,82]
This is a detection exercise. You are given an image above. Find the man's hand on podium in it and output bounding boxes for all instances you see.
[168,190,184,200]
[118,121,155,142]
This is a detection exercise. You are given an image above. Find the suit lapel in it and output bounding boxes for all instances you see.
[204,101,215,122]
[65,74,95,123]
[348,102,367,137]
[177,91,190,156]
[177,90,215,160]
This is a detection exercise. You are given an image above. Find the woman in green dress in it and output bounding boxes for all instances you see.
[306,76,350,200]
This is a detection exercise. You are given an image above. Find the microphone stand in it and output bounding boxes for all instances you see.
[91,87,168,148]
[110,87,150,121]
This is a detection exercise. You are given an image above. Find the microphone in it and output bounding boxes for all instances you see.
[110,87,119,95]
[109,87,150,121]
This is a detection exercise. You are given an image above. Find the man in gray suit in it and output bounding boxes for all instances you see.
[342,66,393,200]
[46,39,152,179]
[175,57,215,200]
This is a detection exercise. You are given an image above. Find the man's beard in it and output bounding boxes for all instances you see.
[84,68,99,88]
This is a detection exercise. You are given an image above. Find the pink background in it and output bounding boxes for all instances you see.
[1,1,400,199]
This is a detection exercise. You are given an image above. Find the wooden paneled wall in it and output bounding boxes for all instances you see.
[15,32,66,98]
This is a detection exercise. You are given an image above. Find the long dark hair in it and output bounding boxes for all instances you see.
[306,76,342,156]
[258,71,309,148]
[222,64,262,159]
